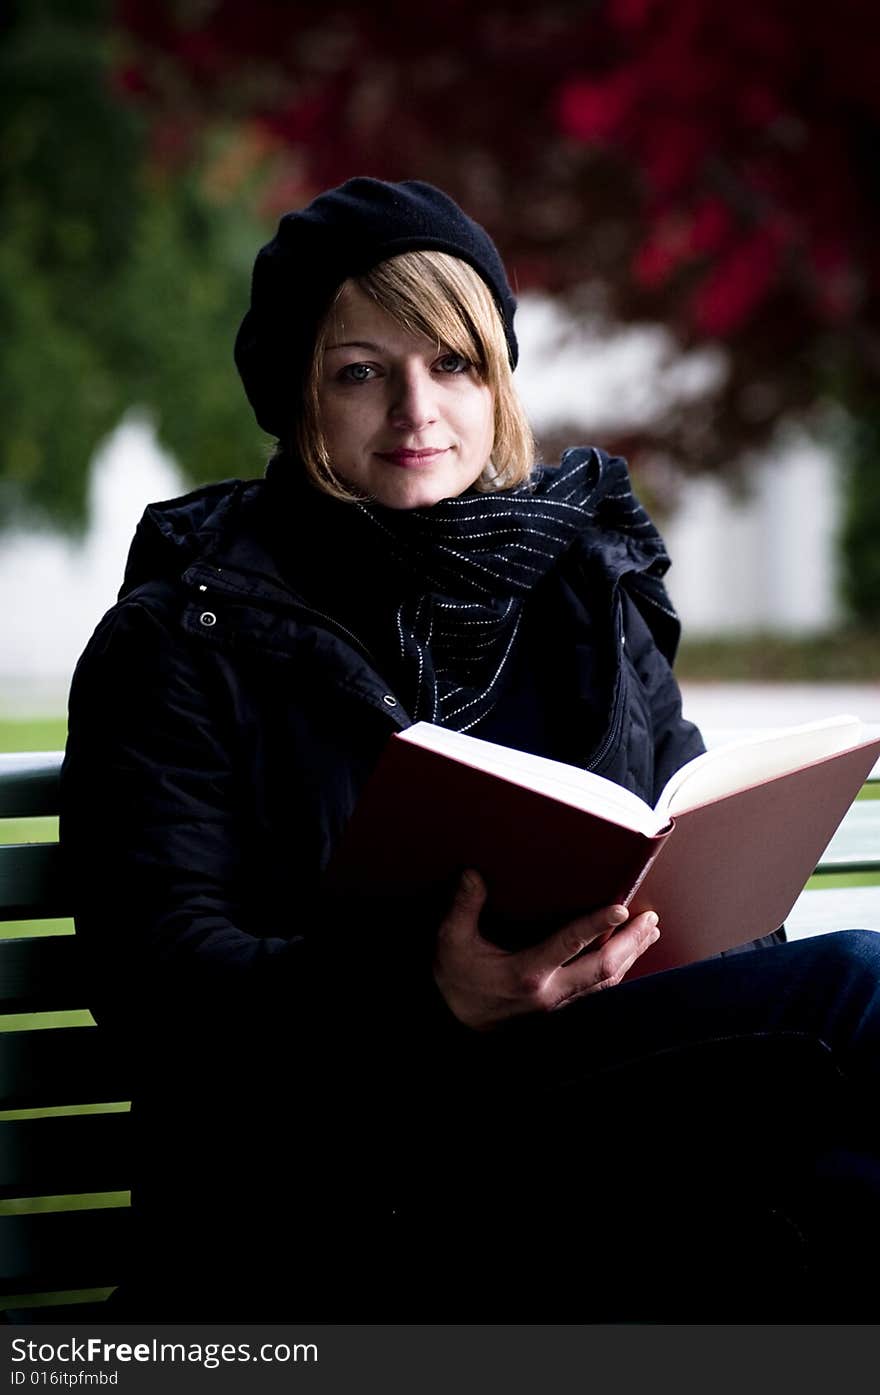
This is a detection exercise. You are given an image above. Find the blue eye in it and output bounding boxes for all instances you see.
[339,363,377,383]
[436,352,470,374]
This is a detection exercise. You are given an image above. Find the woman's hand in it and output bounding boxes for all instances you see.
[432,869,660,1031]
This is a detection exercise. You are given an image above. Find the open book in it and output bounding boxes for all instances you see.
[325,714,880,978]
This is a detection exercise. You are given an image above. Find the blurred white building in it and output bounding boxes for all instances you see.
[0,413,185,714]
[512,295,844,638]
[0,295,847,714]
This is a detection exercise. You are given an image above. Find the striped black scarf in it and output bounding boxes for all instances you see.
[270,447,668,732]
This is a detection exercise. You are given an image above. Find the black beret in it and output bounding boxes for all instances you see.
[233,177,518,439]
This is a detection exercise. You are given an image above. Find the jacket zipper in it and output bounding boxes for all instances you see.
[585,601,626,773]
[289,603,377,668]
[272,602,413,726]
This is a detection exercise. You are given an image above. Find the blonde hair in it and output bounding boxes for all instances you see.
[293,250,536,501]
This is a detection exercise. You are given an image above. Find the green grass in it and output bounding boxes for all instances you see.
[0,716,67,753]
[677,627,880,681]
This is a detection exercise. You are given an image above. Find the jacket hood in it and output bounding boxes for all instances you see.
[118,478,265,600]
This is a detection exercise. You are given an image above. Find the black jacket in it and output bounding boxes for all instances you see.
[60,457,711,1015]
[58,454,776,1316]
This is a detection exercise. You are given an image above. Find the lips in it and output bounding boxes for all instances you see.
[375,448,449,467]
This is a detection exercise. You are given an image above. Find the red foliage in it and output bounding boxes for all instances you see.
[691,226,783,336]
[109,0,880,469]
[557,0,880,343]
[557,73,637,144]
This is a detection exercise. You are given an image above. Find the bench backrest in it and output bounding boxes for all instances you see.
[0,752,130,1311]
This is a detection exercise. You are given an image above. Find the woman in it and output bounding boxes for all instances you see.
[61,177,880,1322]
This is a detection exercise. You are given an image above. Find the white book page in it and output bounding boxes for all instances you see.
[398,722,666,836]
[656,714,866,818]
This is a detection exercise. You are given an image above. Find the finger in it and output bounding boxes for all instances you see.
[595,911,660,982]
[526,902,631,972]
[553,913,660,1003]
[438,868,489,946]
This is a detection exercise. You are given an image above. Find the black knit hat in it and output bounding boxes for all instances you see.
[233,177,519,439]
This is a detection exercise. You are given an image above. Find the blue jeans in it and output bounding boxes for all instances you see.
[397,930,880,1322]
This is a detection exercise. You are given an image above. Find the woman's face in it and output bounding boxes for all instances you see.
[317,282,495,510]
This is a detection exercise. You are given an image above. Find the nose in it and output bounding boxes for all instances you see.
[388,362,438,432]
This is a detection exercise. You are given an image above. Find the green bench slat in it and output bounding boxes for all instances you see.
[0,1207,130,1293]
[0,934,83,1012]
[0,1028,130,1111]
[0,1114,131,1199]
[0,844,69,920]
[0,754,63,819]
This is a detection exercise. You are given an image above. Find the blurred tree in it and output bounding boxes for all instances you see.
[7,1,880,623]
[556,0,880,621]
[0,0,266,530]
[1,0,140,525]
[112,0,880,618]
[555,1,880,506]
[112,1,880,450]
[839,407,880,622]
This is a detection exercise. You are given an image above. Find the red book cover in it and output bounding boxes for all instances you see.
[626,736,880,977]
[325,736,670,945]
[326,725,880,974]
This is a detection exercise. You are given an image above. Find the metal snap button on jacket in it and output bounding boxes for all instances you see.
[199,612,217,627]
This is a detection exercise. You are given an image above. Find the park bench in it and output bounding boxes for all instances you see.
[1,746,879,1319]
